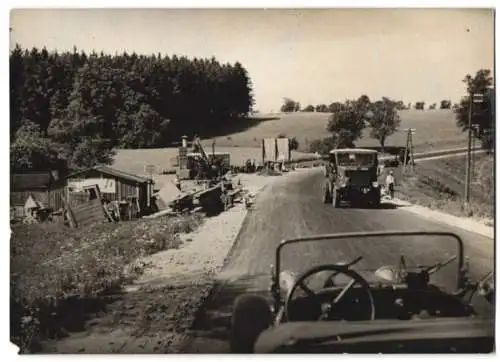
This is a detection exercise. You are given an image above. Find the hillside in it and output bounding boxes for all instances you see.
[207,109,466,152]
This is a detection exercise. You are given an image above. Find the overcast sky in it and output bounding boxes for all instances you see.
[10,8,494,112]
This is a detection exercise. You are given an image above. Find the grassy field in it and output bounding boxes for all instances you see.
[112,109,466,177]
[112,146,313,177]
[209,109,467,152]
[394,153,493,219]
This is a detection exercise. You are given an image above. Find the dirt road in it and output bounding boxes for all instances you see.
[184,168,494,353]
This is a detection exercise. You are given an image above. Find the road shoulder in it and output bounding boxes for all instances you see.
[389,198,494,239]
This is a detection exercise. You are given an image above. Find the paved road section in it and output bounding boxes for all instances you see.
[184,169,494,353]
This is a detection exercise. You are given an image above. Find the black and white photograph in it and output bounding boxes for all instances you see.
[8,6,495,354]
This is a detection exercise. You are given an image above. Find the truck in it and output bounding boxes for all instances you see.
[322,148,381,208]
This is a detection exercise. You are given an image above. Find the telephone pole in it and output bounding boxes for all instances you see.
[401,128,416,173]
[464,92,485,215]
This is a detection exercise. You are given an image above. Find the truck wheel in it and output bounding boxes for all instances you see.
[370,189,381,208]
[230,294,272,353]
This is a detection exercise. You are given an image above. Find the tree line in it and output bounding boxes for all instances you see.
[10,45,254,171]
[281,98,455,113]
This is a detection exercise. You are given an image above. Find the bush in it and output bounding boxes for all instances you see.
[480,132,494,152]
[474,156,493,200]
[308,137,338,154]
[10,214,203,353]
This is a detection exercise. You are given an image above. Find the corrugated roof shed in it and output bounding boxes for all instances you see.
[68,165,153,184]
[11,171,53,191]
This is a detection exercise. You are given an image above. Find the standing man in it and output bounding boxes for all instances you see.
[174,173,182,191]
[385,170,395,199]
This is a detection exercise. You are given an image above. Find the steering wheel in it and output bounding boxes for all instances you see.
[284,264,375,321]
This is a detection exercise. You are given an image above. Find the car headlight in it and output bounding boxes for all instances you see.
[372,181,379,188]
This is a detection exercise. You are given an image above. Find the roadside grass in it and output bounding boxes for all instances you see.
[10,214,203,353]
[393,153,493,220]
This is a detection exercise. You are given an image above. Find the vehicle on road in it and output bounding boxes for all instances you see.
[323,149,381,208]
[230,231,494,353]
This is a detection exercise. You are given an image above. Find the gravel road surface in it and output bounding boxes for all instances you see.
[184,168,494,353]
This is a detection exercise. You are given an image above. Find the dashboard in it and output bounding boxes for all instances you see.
[287,285,474,321]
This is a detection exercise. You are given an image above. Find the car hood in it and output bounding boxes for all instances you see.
[254,318,494,353]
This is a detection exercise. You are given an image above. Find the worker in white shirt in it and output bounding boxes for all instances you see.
[174,174,181,191]
[385,170,395,199]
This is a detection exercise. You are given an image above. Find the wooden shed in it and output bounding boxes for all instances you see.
[10,169,67,218]
[66,165,154,214]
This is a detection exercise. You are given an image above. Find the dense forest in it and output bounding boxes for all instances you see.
[10,45,254,170]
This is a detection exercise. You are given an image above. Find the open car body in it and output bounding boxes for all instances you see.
[230,231,494,353]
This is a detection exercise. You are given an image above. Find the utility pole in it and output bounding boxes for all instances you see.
[464,92,484,215]
[489,87,495,153]
[409,130,415,169]
[464,92,473,213]
[401,128,416,173]
[403,131,409,170]
[471,124,480,184]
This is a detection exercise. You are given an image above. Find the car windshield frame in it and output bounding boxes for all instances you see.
[274,231,465,291]
[335,152,377,167]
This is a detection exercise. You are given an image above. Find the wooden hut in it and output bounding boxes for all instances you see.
[66,165,154,216]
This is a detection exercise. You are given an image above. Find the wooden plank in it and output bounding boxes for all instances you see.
[194,184,222,197]
[62,197,77,228]
[192,206,204,213]
[227,188,242,197]
[71,198,107,227]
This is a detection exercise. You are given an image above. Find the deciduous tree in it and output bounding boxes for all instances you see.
[454,69,494,150]
[326,100,367,148]
[367,97,401,152]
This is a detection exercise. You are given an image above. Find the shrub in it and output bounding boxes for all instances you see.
[474,156,493,201]
[308,137,338,154]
